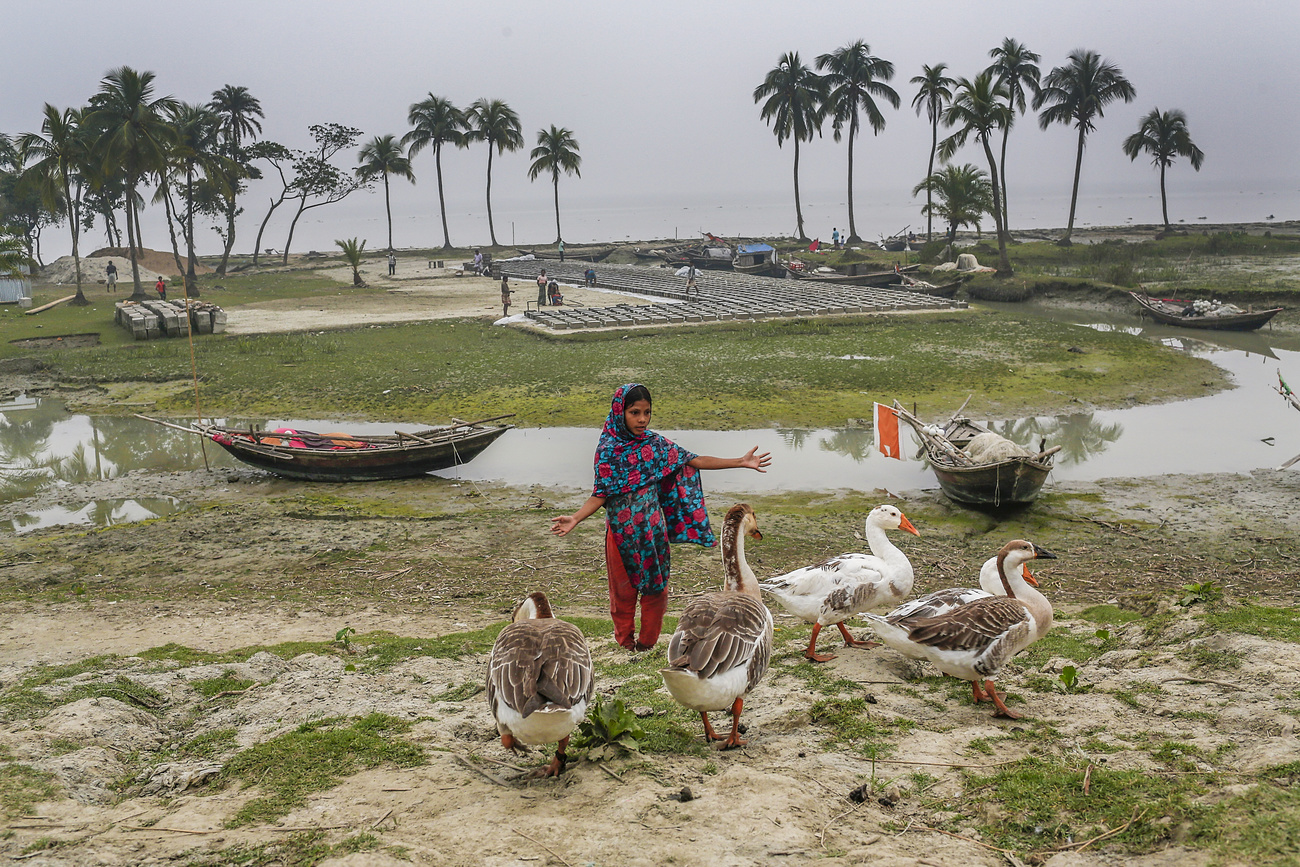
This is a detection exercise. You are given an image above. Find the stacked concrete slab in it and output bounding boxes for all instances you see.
[114,300,228,340]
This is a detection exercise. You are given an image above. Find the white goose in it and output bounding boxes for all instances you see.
[861,539,1057,719]
[759,504,919,662]
[882,539,1045,624]
[486,591,594,776]
[661,503,773,750]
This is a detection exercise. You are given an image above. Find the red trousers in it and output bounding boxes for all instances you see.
[606,526,667,650]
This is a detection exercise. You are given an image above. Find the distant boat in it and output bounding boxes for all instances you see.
[1130,292,1283,332]
[732,243,782,277]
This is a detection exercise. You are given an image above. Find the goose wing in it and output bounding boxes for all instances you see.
[761,554,884,596]
[903,596,1031,654]
[887,587,992,623]
[666,592,770,681]
[487,620,593,718]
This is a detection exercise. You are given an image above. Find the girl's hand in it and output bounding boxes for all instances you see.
[741,446,772,472]
[550,515,578,536]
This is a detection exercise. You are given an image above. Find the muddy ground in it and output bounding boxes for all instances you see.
[3,242,1300,866]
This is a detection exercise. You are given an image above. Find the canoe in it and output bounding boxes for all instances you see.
[1130,292,1282,331]
[784,263,919,286]
[891,402,1056,508]
[140,414,514,482]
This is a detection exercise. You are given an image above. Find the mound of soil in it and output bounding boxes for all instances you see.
[89,248,211,278]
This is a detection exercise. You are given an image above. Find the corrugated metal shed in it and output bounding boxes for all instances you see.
[0,264,31,304]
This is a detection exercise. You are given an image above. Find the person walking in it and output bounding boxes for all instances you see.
[155,276,166,300]
[105,261,117,293]
[558,240,565,262]
[686,263,697,297]
[500,275,513,317]
[387,252,396,276]
[550,383,771,650]
[832,227,840,249]
[537,269,548,307]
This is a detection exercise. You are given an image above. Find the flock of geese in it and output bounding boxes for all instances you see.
[487,503,1057,776]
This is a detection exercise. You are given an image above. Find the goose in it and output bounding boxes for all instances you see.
[661,503,773,749]
[882,540,1042,624]
[861,539,1057,718]
[759,504,919,662]
[486,591,594,777]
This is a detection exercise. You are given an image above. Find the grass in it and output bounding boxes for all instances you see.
[1200,604,1300,644]
[221,713,425,827]
[178,830,390,867]
[0,764,61,818]
[807,697,909,759]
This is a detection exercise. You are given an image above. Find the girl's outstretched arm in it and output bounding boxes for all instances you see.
[551,495,606,536]
[688,447,772,473]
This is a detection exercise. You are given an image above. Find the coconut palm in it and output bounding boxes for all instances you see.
[985,38,1041,233]
[207,85,265,276]
[1121,108,1205,233]
[465,98,524,247]
[85,66,179,300]
[403,95,467,249]
[335,237,367,286]
[162,101,228,297]
[527,125,581,244]
[911,163,994,242]
[355,134,415,252]
[910,64,955,241]
[816,41,899,243]
[0,231,28,279]
[939,72,1013,273]
[1034,49,1136,245]
[19,105,90,305]
[754,52,827,241]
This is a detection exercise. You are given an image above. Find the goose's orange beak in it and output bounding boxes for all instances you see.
[1022,565,1039,586]
[899,514,920,536]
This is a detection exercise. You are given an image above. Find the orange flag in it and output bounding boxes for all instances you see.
[875,403,905,460]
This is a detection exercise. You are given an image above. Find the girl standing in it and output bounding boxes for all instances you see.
[551,384,771,650]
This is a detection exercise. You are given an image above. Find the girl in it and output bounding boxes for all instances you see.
[551,384,771,651]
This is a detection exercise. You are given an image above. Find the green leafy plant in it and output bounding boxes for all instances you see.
[1058,665,1080,691]
[1094,629,1111,641]
[1179,581,1222,607]
[334,627,357,653]
[574,696,644,760]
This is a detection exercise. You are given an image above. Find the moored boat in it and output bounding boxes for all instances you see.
[1130,292,1282,332]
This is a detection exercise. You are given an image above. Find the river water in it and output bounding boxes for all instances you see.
[4,305,1299,532]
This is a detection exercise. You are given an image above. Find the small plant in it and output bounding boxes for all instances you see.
[1179,581,1222,607]
[1058,665,1080,691]
[574,696,644,760]
[1094,629,1111,641]
[334,627,357,653]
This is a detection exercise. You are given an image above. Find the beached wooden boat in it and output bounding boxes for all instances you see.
[1130,292,1283,331]
[784,262,919,286]
[732,242,783,277]
[892,401,1058,508]
[888,275,967,298]
[140,414,514,482]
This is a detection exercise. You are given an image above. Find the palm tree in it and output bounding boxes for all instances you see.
[911,163,995,242]
[754,52,827,241]
[910,64,955,241]
[163,101,228,297]
[464,99,523,247]
[816,41,899,243]
[355,134,415,252]
[335,237,367,286]
[207,85,265,275]
[0,231,28,279]
[939,73,1013,273]
[1121,108,1205,233]
[84,66,178,300]
[985,38,1041,233]
[402,95,466,249]
[527,126,581,244]
[1034,49,1137,245]
[19,105,90,305]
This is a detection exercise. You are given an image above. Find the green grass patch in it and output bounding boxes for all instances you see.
[1200,604,1300,644]
[808,697,908,759]
[222,713,425,827]
[0,764,61,818]
[190,671,257,699]
[1077,604,1143,626]
[1,675,166,720]
[177,829,387,867]
[179,728,239,760]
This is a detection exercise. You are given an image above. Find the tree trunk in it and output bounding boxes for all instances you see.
[1061,124,1087,246]
[1159,163,1170,232]
[998,124,1011,238]
[383,172,393,251]
[125,183,148,301]
[552,173,562,244]
[981,136,1012,275]
[845,121,859,243]
[65,177,88,306]
[162,182,187,285]
[284,198,308,264]
[485,147,497,246]
[793,137,806,241]
[253,194,285,267]
[925,111,938,240]
[436,144,451,249]
[216,196,237,277]
[184,168,200,298]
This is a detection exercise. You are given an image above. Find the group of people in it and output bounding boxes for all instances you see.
[535,270,563,307]
[103,261,168,300]
[551,384,770,650]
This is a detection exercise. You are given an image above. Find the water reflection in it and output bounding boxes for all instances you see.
[10,497,182,534]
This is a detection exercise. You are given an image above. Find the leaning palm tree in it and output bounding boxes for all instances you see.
[816,41,899,243]
[527,125,581,244]
[1121,108,1205,233]
[402,95,467,250]
[84,66,179,300]
[207,85,265,275]
[939,72,1013,274]
[910,64,955,241]
[985,38,1041,233]
[335,237,367,286]
[464,98,524,247]
[19,105,90,305]
[754,52,827,241]
[355,134,415,252]
[1034,49,1137,245]
[911,163,995,243]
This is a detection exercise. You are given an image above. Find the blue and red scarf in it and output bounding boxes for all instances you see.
[594,384,715,594]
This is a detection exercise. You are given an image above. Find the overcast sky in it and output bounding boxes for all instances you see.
[7,0,1300,255]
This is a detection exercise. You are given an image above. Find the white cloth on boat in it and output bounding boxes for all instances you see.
[963,432,1031,464]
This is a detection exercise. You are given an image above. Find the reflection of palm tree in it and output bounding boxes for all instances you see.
[778,429,812,450]
[987,416,1046,447]
[1039,413,1123,466]
[820,429,874,462]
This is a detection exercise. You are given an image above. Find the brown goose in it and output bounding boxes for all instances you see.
[660,503,773,749]
[486,591,594,777]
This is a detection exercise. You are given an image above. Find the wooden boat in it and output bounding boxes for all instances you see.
[888,275,967,298]
[784,262,919,286]
[892,401,1058,508]
[732,242,783,277]
[1130,292,1282,331]
[1278,372,1300,469]
[140,414,514,482]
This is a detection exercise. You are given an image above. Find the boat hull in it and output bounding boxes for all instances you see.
[929,457,1053,507]
[1130,292,1283,331]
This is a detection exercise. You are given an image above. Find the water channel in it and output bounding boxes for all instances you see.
[3,303,1298,533]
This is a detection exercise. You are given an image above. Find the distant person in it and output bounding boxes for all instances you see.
[537,269,548,307]
[808,238,821,253]
[832,227,840,249]
[500,275,513,317]
[558,240,565,262]
[473,249,483,274]
[585,267,596,286]
[388,252,396,276]
[548,279,563,305]
[686,263,697,296]
[155,276,166,301]
[105,261,117,292]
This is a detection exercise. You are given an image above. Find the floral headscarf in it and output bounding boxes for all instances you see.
[594,384,715,594]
